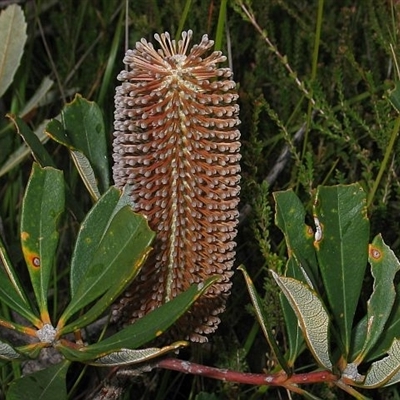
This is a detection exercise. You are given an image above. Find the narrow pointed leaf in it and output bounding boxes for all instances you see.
[19,76,54,118]
[14,342,47,359]
[354,235,400,364]
[7,114,56,167]
[64,186,136,328]
[69,186,126,296]
[0,4,27,97]
[56,277,218,362]
[0,236,26,300]
[313,184,369,356]
[238,265,290,374]
[58,205,154,328]
[60,247,152,334]
[46,94,109,193]
[0,265,39,324]
[7,360,70,400]
[272,271,332,369]
[274,189,319,284]
[20,164,64,321]
[90,341,188,366]
[0,119,50,177]
[363,338,400,388]
[355,280,400,363]
[351,275,400,362]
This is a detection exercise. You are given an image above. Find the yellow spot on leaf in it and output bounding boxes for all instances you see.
[23,249,41,269]
[21,231,30,241]
[369,244,382,260]
[305,225,314,238]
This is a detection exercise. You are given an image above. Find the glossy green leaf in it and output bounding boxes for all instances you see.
[351,244,400,362]
[0,120,50,178]
[353,235,400,364]
[274,189,319,284]
[7,360,70,400]
[7,114,56,168]
[0,265,38,325]
[69,187,124,295]
[59,188,148,332]
[274,190,316,366]
[272,271,332,370]
[46,94,109,193]
[363,338,400,388]
[56,277,218,362]
[361,283,400,363]
[20,164,64,322]
[0,235,39,324]
[238,265,290,374]
[58,203,154,329]
[0,4,27,97]
[313,184,369,356]
[60,247,152,334]
[90,341,187,366]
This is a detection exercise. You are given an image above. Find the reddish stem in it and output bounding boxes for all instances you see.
[154,358,338,387]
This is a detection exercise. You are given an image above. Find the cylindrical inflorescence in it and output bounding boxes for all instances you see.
[112,30,241,342]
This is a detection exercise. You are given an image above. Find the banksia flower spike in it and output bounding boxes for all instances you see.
[112,30,241,342]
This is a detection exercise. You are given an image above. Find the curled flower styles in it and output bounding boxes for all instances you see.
[112,30,241,342]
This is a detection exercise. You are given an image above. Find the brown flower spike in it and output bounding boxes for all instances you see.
[112,30,241,342]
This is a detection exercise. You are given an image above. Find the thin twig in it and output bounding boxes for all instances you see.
[239,1,319,110]
[151,357,338,387]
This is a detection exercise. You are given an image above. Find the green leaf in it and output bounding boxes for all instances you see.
[46,95,109,194]
[0,119,50,177]
[353,235,400,364]
[274,190,323,366]
[58,202,154,330]
[0,4,27,97]
[389,81,400,112]
[272,271,332,370]
[14,343,46,359]
[70,150,101,200]
[20,164,64,322]
[56,277,218,362]
[274,189,319,284]
[69,187,123,296]
[0,340,23,361]
[90,341,187,366]
[60,246,152,334]
[0,266,38,325]
[363,338,400,388]
[0,235,39,324]
[238,265,290,374]
[280,257,306,367]
[19,76,54,118]
[313,184,369,356]
[7,360,70,400]
[7,114,56,168]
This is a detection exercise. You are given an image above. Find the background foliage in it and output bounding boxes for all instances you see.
[1,0,400,399]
